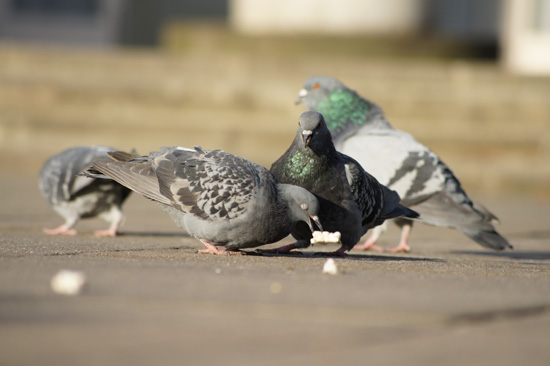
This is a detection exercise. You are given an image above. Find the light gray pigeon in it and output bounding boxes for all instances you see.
[296,76,512,252]
[269,111,419,256]
[84,146,322,255]
[39,146,132,236]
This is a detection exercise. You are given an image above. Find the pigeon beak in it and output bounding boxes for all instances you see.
[302,130,313,147]
[295,89,308,104]
[308,215,323,232]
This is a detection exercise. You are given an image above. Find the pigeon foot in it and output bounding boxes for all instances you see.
[315,244,348,257]
[44,225,77,236]
[94,228,118,237]
[353,238,384,252]
[385,243,411,253]
[385,224,412,253]
[257,243,301,255]
[198,241,241,255]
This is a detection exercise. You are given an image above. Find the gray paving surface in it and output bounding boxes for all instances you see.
[1,176,549,365]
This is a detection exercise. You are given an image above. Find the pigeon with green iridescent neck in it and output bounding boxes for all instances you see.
[269,111,419,256]
[39,146,132,236]
[296,76,512,252]
[84,146,322,255]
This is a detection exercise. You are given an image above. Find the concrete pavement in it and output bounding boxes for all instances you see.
[1,176,549,365]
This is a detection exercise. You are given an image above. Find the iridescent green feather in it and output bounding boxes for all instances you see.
[316,88,371,137]
[276,150,328,187]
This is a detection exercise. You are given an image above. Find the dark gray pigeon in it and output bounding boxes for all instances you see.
[84,146,322,255]
[296,76,512,252]
[269,111,418,256]
[39,146,132,236]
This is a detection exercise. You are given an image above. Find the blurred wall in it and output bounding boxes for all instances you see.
[230,0,429,35]
[501,0,550,75]
[0,0,228,46]
[0,0,126,45]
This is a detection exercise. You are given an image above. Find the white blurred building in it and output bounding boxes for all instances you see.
[230,0,550,75]
[0,0,549,75]
[501,0,550,75]
[230,0,430,35]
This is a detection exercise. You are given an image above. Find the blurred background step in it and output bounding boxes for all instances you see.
[0,18,549,199]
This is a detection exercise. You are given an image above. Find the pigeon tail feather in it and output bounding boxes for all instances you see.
[458,226,512,250]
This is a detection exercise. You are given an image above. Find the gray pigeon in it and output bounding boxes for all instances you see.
[84,146,322,254]
[39,146,132,236]
[269,111,419,256]
[296,76,512,252]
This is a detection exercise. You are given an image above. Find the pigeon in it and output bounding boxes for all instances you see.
[269,111,419,256]
[296,76,512,252]
[38,146,132,236]
[84,146,322,255]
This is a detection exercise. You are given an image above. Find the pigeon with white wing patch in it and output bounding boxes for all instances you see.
[296,76,512,252]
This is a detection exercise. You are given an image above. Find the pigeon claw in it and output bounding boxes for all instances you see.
[257,243,301,255]
[44,225,77,236]
[94,228,118,237]
[197,240,240,255]
[314,244,348,257]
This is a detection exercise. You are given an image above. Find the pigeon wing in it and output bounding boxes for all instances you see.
[154,147,260,221]
[89,152,171,206]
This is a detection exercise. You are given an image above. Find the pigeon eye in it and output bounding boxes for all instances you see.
[313,83,320,90]
[318,121,323,127]
[300,203,309,211]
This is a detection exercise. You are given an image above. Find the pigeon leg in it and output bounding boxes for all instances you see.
[316,244,348,257]
[94,227,118,237]
[44,224,77,236]
[353,234,384,251]
[95,206,123,237]
[353,224,386,251]
[386,223,412,253]
[257,243,300,254]
[197,240,241,255]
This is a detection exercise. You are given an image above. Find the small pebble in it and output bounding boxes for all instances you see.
[269,282,282,294]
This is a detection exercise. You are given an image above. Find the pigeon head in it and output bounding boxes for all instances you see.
[278,184,322,233]
[296,76,384,139]
[295,76,345,109]
[297,111,333,150]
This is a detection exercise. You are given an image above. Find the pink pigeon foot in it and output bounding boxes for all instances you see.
[197,240,240,255]
[94,228,118,237]
[385,243,411,253]
[353,236,384,252]
[385,224,412,253]
[44,225,77,236]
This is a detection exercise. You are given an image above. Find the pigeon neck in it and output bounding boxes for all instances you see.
[277,184,309,225]
[314,88,391,138]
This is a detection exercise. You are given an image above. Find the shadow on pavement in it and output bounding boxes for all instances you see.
[244,250,444,262]
[452,250,550,261]
[118,231,190,238]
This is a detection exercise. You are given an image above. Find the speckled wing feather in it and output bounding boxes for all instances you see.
[89,151,169,206]
[91,147,263,223]
[153,147,260,221]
